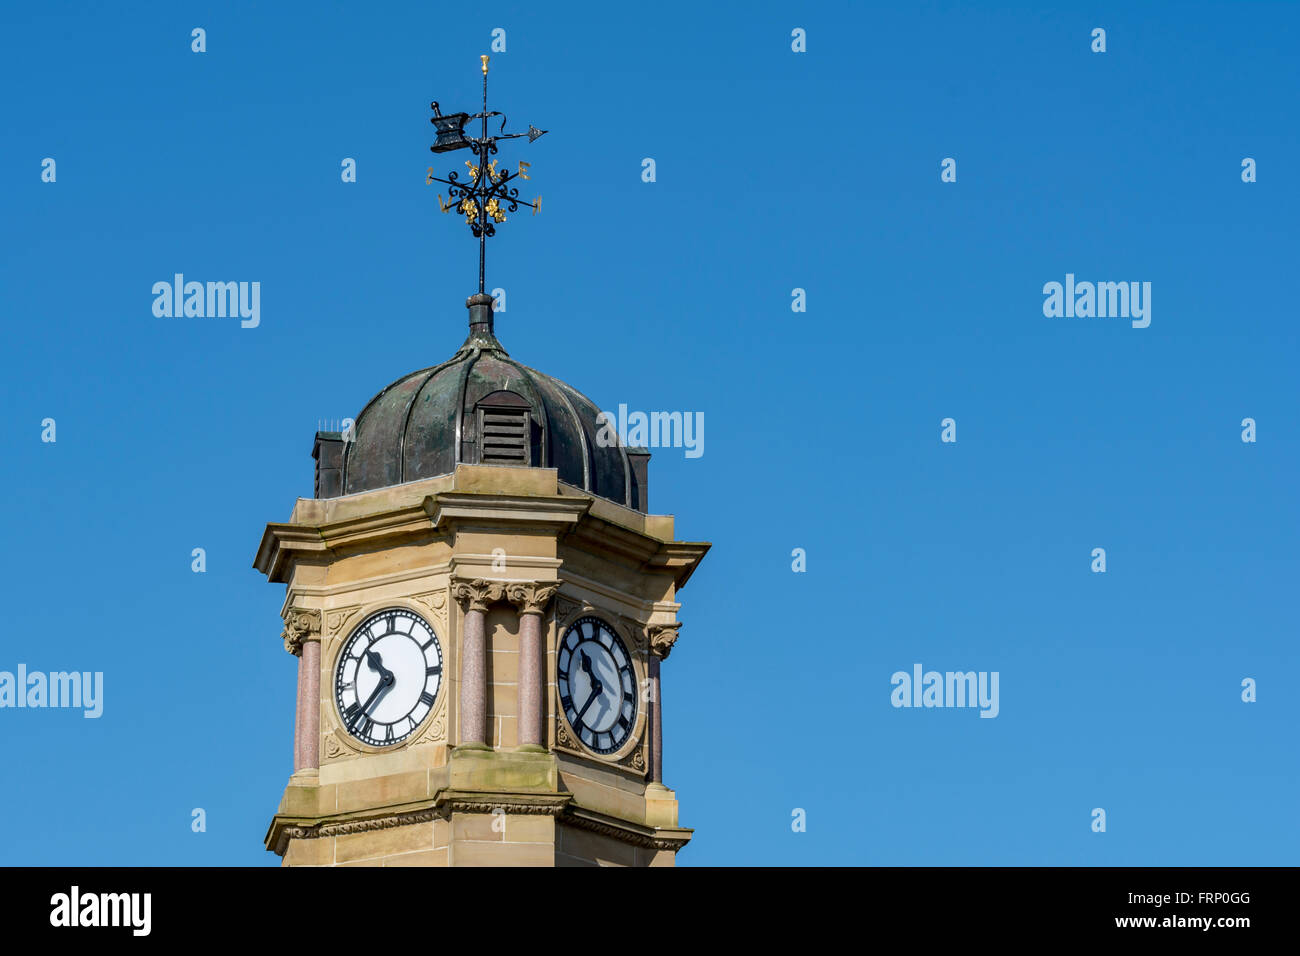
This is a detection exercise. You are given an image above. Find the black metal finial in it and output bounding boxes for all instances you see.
[427,55,547,296]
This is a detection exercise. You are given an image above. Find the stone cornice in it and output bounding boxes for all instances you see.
[254,487,709,594]
[424,492,591,532]
[254,504,436,584]
[266,790,574,856]
[647,541,711,591]
[561,807,693,852]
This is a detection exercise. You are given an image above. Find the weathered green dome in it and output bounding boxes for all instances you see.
[334,294,645,511]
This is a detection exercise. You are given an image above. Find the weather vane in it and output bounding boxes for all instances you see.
[427,55,546,295]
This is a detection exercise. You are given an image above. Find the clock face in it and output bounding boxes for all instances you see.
[334,608,442,748]
[558,616,637,755]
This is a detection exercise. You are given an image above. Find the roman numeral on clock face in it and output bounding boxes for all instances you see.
[420,691,435,707]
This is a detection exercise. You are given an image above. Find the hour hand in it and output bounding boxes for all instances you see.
[365,649,394,684]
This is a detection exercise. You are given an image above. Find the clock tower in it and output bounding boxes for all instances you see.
[254,292,709,866]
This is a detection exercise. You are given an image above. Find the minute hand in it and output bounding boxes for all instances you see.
[575,680,603,724]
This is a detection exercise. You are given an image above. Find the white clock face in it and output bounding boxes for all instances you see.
[334,608,442,748]
[558,616,637,755]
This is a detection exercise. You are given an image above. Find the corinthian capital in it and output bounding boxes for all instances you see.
[647,622,681,660]
[282,608,322,655]
[451,579,506,613]
[505,582,558,617]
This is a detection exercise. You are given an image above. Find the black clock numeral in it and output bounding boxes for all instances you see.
[617,714,630,732]
[419,691,435,707]
[426,664,441,676]
[384,724,394,742]
[342,702,361,726]
[358,716,374,738]
[560,694,573,715]
[421,636,434,650]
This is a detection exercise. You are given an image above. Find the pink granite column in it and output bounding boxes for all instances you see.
[453,581,503,748]
[647,624,680,785]
[649,654,663,783]
[507,583,557,750]
[300,638,321,769]
[461,606,488,745]
[283,609,322,772]
[292,648,306,772]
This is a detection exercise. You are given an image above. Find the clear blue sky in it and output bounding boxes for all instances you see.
[1,0,1296,865]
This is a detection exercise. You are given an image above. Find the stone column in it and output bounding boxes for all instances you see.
[506,583,558,751]
[647,624,680,785]
[283,609,323,772]
[452,580,504,748]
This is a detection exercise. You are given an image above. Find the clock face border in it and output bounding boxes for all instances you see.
[555,613,642,759]
[330,605,444,752]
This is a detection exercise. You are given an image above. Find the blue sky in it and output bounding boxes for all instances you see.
[1,0,1296,865]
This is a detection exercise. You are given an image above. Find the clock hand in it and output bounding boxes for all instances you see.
[350,663,396,729]
[575,678,604,724]
[365,649,395,683]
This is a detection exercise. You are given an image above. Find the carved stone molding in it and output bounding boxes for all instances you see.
[282,608,322,656]
[560,811,690,852]
[273,792,572,855]
[647,622,681,660]
[451,578,506,613]
[506,582,558,617]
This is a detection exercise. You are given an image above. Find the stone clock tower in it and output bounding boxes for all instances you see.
[254,293,708,866]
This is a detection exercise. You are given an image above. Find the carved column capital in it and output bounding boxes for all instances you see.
[452,579,506,614]
[282,608,322,656]
[647,622,681,660]
[505,582,558,617]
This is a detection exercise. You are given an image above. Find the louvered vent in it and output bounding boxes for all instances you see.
[476,391,533,466]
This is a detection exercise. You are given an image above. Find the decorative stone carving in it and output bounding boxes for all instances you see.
[323,731,358,760]
[412,689,448,747]
[411,590,450,632]
[451,579,506,613]
[326,606,361,637]
[553,594,582,626]
[505,582,558,616]
[647,622,681,660]
[555,716,579,751]
[618,744,647,774]
[282,608,322,655]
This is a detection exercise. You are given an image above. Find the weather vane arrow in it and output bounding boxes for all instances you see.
[427,55,546,296]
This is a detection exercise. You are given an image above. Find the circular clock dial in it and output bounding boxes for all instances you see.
[334,608,442,748]
[558,616,637,755]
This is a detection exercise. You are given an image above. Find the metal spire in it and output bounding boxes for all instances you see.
[427,55,547,296]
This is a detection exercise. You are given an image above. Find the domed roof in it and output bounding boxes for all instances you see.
[337,294,645,511]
